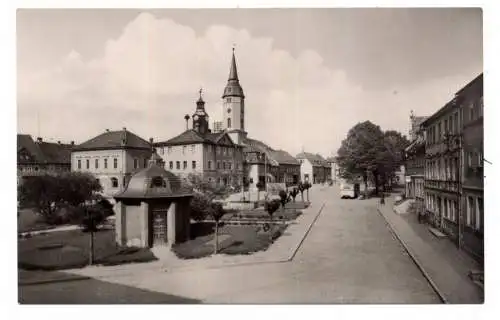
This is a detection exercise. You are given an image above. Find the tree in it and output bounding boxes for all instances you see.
[189,193,213,222]
[278,190,288,212]
[289,187,299,203]
[264,199,281,232]
[297,182,305,203]
[209,202,226,254]
[304,182,311,202]
[337,121,386,194]
[256,181,264,202]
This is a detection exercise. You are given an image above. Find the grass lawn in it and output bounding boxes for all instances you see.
[18,229,157,271]
[172,222,288,259]
[18,208,55,233]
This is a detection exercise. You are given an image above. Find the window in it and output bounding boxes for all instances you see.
[454,113,458,133]
[95,159,99,169]
[477,197,483,231]
[467,196,476,227]
[444,119,448,134]
[191,145,195,153]
[86,159,90,169]
[437,122,442,141]
[227,117,231,128]
[134,158,139,169]
[144,158,148,168]
[111,177,118,188]
[217,147,221,155]
[223,147,226,155]
[151,176,166,188]
[104,158,108,169]
[114,158,118,169]
[227,97,232,103]
[182,146,187,154]
[228,162,232,170]
[169,161,173,169]
[160,148,164,155]
[167,147,172,154]
[469,103,475,122]
[467,152,472,168]
[192,161,196,169]
[176,161,180,169]
[183,161,187,169]
[208,160,212,170]
[77,160,81,169]
[217,161,221,169]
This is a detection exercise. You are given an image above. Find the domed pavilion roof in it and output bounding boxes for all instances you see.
[114,162,193,200]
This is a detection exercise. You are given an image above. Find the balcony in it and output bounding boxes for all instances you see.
[424,179,459,193]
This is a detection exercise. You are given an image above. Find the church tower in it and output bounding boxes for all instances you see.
[222,48,246,145]
[192,89,210,135]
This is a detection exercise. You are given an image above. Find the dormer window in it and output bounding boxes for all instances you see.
[151,176,167,188]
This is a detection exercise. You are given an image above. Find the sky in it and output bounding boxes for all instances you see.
[16,8,483,157]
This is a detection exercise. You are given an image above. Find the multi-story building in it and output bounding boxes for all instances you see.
[457,73,484,261]
[422,73,483,261]
[17,134,74,182]
[326,157,339,183]
[71,128,154,198]
[404,115,427,205]
[296,152,329,184]
[154,92,245,186]
[269,150,301,185]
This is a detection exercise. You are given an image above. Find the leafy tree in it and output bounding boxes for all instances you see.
[189,193,213,222]
[289,187,299,203]
[336,121,409,194]
[264,199,281,226]
[297,182,305,203]
[278,190,288,212]
[209,202,226,254]
[256,181,264,202]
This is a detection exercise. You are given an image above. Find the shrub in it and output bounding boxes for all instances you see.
[189,193,213,221]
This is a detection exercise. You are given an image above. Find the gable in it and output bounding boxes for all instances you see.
[216,134,235,146]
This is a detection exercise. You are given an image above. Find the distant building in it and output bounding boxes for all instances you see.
[17,134,73,182]
[154,92,244,186]
[326,156,339,183]
[212,121,224,133]
[296,152,329,184]
[404,114,427,205]
[421,73,483,261]
[71,128,155,198]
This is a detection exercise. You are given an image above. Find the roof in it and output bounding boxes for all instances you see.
[74,129,151,151]
[222,49,245,98]
[422,73,483,127]
[18,134,72,164]
[296,152,329,167]
[269,150,300,166]
[114,163,193,200]
[326,156,336,163]
[242,137,279,166]
[155,130,238,147]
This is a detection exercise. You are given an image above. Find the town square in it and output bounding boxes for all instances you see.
[13,7,486,307]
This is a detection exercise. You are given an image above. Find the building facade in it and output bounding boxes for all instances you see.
[17,134,73,183]
[422,73,483,261]
[296,152,329,184]
[404,116,426,205]
[326,157,339,183]
[155,92,244,186]
[71,128,154,199]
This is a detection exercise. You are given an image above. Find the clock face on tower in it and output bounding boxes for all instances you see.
[227,108,231,114]
[193,115,199,120]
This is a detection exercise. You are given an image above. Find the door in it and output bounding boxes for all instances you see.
[152,208,168,246]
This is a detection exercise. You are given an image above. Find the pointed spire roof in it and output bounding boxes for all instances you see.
[222,47,244,98]
[228,48,239,81]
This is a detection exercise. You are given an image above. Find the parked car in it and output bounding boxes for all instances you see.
[340,182,360,199]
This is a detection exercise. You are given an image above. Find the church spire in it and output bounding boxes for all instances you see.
[222,47,244,98]
[228,46,239,81]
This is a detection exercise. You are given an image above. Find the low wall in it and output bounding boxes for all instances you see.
[223,201,258,211]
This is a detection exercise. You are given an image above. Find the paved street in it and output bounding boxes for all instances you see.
[19,186,440,304]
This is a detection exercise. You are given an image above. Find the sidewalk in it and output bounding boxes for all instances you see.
[377,197,483,304]
[64,187,328,279]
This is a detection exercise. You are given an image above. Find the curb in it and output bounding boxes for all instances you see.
[288,202,325,261]
[19,275,91,287]
[376,207,449,304]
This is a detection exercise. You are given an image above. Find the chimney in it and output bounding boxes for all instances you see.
[106,129,110,132]
[71,141,75,146]
[149,137,154,144]
[57,140,61,144]
[122,127,127,131]
[36,137,42,143]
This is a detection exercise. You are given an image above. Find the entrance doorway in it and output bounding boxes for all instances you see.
[151,207,168,247]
